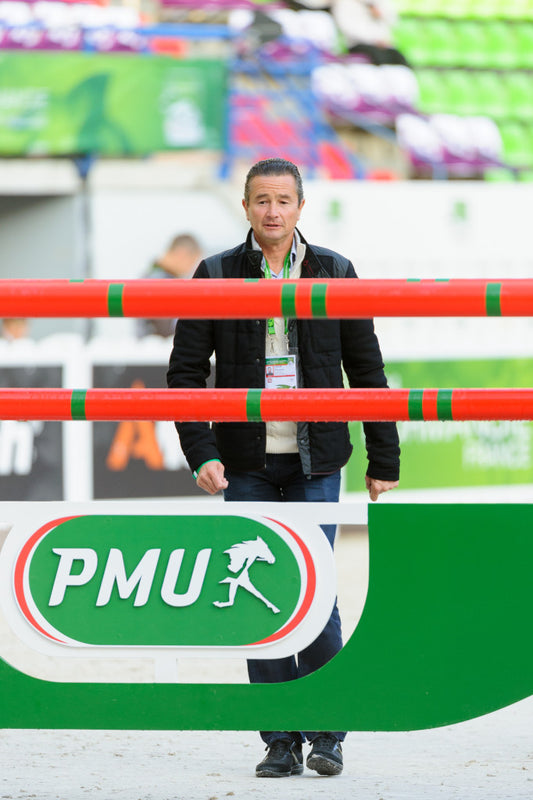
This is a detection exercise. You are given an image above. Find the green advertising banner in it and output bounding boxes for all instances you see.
[25,515,301,647]
[346,358,533,491]
[2,502,533,731]
[0,52,227,155]
[2,502,338,663]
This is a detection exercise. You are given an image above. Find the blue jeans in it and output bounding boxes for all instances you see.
[224,453,345,745]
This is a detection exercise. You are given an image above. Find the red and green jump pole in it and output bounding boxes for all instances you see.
[0,279,531,318]
[2,278,532,422]
[0,388,532,421]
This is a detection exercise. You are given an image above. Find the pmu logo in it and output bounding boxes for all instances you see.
[12,515,319,650]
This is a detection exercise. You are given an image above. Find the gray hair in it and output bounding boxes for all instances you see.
[244,158,304,205]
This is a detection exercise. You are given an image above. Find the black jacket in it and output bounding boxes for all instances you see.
[167,230,400,480]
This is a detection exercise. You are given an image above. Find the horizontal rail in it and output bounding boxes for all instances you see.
[1,389,533,421]
[0,279,532,318]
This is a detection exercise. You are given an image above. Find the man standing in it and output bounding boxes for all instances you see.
[167,158,399,777]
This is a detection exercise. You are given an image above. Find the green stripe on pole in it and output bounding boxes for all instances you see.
[437,389,454,420]
[486,283,502,316]
[108,284,124,317]
[408,389,424,420]
[281,284,297,318]
[246,389,263,422]
[69,279,84,283]
[311,284,328,317]
[71,390,87,420]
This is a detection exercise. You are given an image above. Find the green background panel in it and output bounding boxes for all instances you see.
[346,358,533,492]
[0,53,226,155]
[29,515,299,647]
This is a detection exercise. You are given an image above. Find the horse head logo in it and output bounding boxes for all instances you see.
[213,536,280,614]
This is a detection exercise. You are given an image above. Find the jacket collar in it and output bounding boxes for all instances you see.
[244,228,324,278]
[244,229,263,277]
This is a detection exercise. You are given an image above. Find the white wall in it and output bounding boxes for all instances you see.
[86,168,533,359]
[302,181,533,279]
[88,162,249,338]
[0,194,87,338]
[301,181,533,363]
[1,160,532,359]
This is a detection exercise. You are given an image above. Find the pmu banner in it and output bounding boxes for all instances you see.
[0,52,227,156]
[0,501,339,667]
[92,364,203,499]
[0,366,63,500]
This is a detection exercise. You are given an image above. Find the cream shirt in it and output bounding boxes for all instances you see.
[252,232,306,454]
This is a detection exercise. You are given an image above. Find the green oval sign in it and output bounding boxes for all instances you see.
[15,514,316,649]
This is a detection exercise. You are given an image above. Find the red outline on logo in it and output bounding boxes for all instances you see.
[13,516,79,643]
[249,518,317,646]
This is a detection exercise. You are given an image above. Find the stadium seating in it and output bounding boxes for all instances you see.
[392,7,533,176]
[0,0,529,179]
[498,120,533,167]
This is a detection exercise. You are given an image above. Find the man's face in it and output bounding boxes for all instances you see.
[242,174,305,248]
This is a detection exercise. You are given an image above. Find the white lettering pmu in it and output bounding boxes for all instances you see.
[160,548,212,607]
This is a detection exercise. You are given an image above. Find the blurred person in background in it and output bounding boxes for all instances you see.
[167,158,399,779]
[284,0,333,8]
[234,1,332,53]
[137,233,202,338]
[1,318,30,340]
[332,0,409,65]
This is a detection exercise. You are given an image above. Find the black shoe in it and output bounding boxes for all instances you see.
[255,739,303,778]
[306,734,343,776]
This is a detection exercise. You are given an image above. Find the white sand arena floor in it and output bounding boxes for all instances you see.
[1,529,531,799]
[1,699,532,800]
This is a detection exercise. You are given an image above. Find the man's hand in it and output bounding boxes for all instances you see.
[365,476,399,502]
[197,460,229,495]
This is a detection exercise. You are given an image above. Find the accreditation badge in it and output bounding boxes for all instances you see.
[265,354,298,389]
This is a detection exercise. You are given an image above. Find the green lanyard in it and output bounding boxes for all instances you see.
[264,251,291,336]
